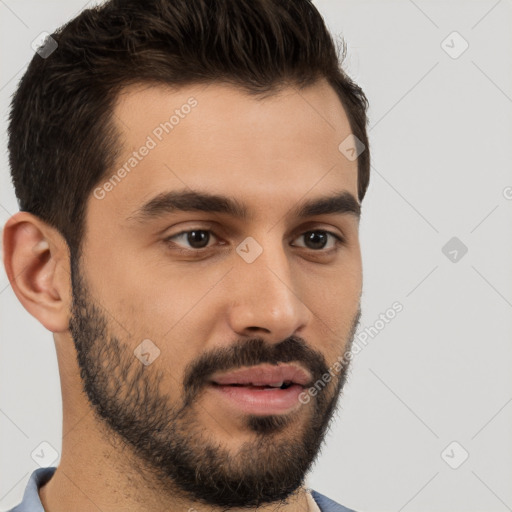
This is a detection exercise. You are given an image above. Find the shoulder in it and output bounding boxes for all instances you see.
[4,466,57,512]
[310,489,358,512]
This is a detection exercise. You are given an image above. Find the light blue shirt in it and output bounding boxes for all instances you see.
[6,467,356,512]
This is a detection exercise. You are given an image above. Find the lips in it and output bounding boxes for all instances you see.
[209,363,312,389]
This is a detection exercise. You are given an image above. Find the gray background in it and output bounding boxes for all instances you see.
[1,1,511,511]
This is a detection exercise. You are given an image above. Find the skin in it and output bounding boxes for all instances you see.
[2,78,363,512]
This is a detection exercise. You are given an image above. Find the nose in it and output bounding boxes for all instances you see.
[226,237,312,342]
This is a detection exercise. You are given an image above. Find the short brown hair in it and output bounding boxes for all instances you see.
[8,0,370,259]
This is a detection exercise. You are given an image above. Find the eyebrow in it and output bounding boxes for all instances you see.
[127,188,360,224]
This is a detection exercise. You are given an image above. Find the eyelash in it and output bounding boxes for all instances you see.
[163,228,345,255]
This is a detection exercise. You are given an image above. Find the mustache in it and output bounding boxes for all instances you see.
[181,335,330,408]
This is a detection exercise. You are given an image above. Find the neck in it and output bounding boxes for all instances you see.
[38,459,312,512]
[38,406,311,512]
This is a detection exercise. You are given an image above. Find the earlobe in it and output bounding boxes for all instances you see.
[2,212,71,333]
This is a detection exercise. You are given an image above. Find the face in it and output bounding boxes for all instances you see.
[70,80,363,508]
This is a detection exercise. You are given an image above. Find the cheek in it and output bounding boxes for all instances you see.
[312,279,360,330]
[104,262,227,361]
[307,249,362,302]
[305,258,361,350]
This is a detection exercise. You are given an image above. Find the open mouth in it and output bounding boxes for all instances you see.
[211,380,296,390]
[208,380,305,415]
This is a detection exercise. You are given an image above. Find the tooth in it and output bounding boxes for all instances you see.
[268,381,284,388]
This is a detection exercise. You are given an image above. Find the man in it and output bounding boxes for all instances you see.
[2,0,370,511]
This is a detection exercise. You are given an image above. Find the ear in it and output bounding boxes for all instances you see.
[2,212,71,333]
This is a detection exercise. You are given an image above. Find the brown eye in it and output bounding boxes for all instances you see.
[292,230,343,251]
[163,227,344,255]
[164,229,218,250]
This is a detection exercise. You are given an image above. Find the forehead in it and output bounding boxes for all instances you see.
[92,80,359,224]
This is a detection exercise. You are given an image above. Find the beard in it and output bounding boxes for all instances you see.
[68,255,361,509]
